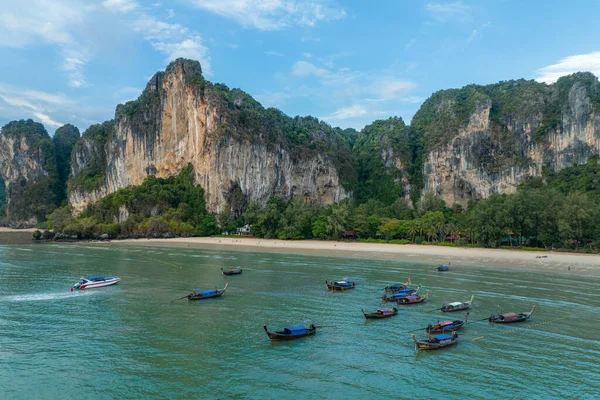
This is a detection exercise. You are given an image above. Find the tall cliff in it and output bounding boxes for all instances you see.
[352,117,413,204]
[411,73,600,205]
[0,120,58,227]
[68,59,351,214]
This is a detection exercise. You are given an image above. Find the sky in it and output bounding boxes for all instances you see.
[1,0,600,134]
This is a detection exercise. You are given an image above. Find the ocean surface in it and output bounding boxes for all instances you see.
[1,243,599,399]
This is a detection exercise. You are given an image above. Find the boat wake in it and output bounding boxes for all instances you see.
[4,291,98,302]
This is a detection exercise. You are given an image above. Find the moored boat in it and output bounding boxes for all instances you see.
[441,295,474,312]
[489,306,536,323]
[397,290,429,305]
[362,307,398,319]
[325,280,356,291]
[221,267,243,276]
[426,313,468,333]
[264,324,316,340]
[383,277,412,293]
[381,285,420,302]
[412,332,458,350]
[187,283,228,300]
[72,276,120,290]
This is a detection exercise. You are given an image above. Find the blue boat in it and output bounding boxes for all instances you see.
[325,280,356,291]
[264,324,316,340]
[187,283,228,300]
[437,264,450,272]
[413,332,458,350]
[381,285,421,302]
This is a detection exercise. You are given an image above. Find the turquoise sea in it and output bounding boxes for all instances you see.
[1,243,599,399]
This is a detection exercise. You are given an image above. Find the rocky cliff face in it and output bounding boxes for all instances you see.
[413,73,600,205]
[68,59,348,214]
[0,120,58,227]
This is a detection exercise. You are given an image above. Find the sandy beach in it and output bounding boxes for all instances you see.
[117,236,600,276]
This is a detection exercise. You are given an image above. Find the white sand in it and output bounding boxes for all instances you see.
[0,227,38,232]
[117,237,600,276]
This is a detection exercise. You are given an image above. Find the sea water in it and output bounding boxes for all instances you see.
[0,243,599,399]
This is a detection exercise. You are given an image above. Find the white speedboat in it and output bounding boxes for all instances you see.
[72,276,120,290]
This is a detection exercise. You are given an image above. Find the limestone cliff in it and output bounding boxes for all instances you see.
[352,117,413,204]
[0,120,58,227]
[68,59,349,214]
[412,73,600,205]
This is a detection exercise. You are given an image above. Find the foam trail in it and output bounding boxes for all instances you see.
[5,291,98,302]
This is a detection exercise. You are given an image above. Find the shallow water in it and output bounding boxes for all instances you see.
[1,243,599,399]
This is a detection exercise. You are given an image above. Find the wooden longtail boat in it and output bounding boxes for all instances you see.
[489,306,536,323]
[397,290,429,305]
[187,283,228,300]
[221,267,243,276]
[440,295,474,312]
[426,313,468,333]
[381,285,420,302]
[412,332,458,350]
[264,324,316,341]
[362,307,398,319]
[437,264,450,272]
[325,280,356,291]
[383,277,412,293]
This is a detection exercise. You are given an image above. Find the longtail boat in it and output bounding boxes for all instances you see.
[362,307,398,319]
[441,295,474,312]
[264,324,316,341]
[426,313,469,333]
[412,332,458,350]
[397,290,429,305]
[325,280,356,291]
[221,267,243,276]
[383,277,412,293]
[187,283,228,300]
[437,264,450,272]
[489,306,536,323]
[381,285,421,302]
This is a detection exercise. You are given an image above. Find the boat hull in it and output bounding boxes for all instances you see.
[74,278,120,290]
[441,304,471,312]
[489,306,536,323]
[362,308,398,319]
[426,321,465,333]
[413,334,458,350]
[264,325,316,340]
[415,339,458,350]
[325,280,355,291]
[222,268,242,276]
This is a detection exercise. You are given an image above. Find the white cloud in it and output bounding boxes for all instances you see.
[0,84,70,128]
[265,51,284,57]
[467,21,491,42]
[370,79,416,101]
[322,105,369,122]
[33,112,64,128]
[425,1,471,23]
[103,0,139,13]
[186,0,346,30]
[292,61,329,77]
[303,52,312,58]
[0,0,90,87]
[535,52,600,83]
[405,38,416,51]
[152,37,210,71]
[167,8,175,18]
[132,14,211,74]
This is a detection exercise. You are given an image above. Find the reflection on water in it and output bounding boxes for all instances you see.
[0,243,599,399]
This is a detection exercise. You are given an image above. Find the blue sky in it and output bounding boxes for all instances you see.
[1,0,600,134]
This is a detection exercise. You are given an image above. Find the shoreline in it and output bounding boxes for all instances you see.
[115,236,600,276]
